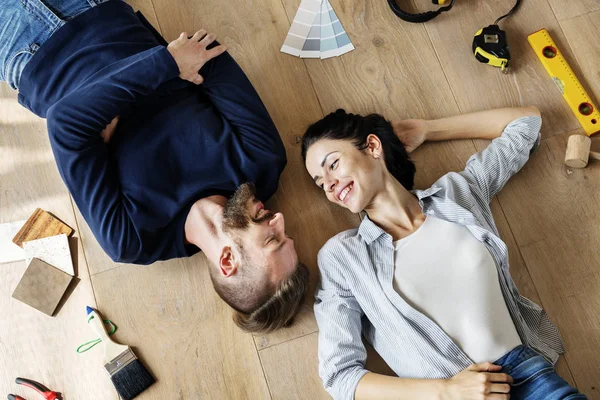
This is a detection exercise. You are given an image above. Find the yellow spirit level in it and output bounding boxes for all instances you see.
[528,29,600,136]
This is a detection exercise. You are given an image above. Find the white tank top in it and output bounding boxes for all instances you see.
[393,216,522,363]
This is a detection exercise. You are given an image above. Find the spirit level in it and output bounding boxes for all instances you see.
[528,28,600,136]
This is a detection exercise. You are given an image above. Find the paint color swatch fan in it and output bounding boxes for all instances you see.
[281,0,354,58]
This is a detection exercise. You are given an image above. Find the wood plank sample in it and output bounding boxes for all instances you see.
[12,208,73,248]
[12,258,73,316]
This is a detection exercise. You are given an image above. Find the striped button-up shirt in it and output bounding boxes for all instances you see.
[314,116,564,400]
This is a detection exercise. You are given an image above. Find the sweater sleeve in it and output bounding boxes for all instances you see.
[199,46,287,166]
[47,46,180,263]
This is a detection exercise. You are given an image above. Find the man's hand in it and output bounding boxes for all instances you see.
[101,115,120,144]
[167,29,227,85]
[392,118,427,153]
[442,362,513,400]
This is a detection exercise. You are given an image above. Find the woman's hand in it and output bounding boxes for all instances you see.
[101,115,120,144]
[442,362,513,400]
[167,29,227,85]
[392,118,428,153]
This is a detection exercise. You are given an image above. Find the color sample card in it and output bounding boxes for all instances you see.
[281,0,354,59]
[24,234,74,276]
[0,220,26,264]
[12,257,73,316]
[301,3,321,58]
[12,208,73,248]
[281,0,322,57]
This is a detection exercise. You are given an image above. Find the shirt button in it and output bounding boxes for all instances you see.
[427,210,435,215]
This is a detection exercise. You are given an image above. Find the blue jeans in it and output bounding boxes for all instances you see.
[0,0,111,89]
[495,346,587,399]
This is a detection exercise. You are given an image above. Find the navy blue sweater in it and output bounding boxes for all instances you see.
[18,1,286,264]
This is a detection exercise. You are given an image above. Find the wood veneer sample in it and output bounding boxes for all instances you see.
[12,258,73,316]
[12,208,73,248]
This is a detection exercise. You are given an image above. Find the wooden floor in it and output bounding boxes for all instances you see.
[1,0,600,398]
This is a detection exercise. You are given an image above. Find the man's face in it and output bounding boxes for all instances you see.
[223,183,298,285]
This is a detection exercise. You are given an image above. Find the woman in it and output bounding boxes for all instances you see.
[301,107,585,400]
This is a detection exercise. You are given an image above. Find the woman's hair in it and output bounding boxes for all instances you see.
[301,109,416,190]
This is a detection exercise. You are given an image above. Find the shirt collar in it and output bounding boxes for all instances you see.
[413,186,443,200]
[357,186,443,245]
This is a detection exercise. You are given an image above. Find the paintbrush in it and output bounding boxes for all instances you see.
[86,306,155,399]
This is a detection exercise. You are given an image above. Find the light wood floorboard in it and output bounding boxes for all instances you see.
[546,0,600,22]
[259,332,329,400]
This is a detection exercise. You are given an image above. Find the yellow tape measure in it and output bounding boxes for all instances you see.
[528,28,600,136]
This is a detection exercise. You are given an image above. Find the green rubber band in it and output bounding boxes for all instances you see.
[76,319,117,354]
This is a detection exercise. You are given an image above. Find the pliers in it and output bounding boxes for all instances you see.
[7,377,61,400]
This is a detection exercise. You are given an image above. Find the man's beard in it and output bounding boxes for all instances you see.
[222,183,274,233]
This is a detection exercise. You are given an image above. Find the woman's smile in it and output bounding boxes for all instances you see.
[337,182,354,203]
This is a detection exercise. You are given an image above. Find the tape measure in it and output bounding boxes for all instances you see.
[472,0,521,73]
[528,29,600,136]
[473,25,510,72]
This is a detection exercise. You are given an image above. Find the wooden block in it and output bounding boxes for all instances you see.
[12,258,73,316]
[12,208,73,248]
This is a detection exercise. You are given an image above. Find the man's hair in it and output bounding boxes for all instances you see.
[209,252,310,333]
[301,109,416,190]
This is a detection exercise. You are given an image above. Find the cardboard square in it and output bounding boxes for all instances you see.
[12,208,73,248]
[0,220,26,264]
[12,258,73,316]
[24,234,74,276]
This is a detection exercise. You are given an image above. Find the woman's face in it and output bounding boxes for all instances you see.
[305,136,385,213]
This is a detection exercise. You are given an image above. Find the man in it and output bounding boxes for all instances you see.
[0,0,308,332]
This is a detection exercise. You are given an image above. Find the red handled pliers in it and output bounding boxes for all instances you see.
[8,377,61,400]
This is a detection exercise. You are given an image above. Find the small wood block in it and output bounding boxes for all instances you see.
[565,135,591,169]
[12,258,73,316]
[12,208,73,248]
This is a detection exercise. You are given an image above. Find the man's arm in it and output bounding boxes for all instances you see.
[47,35,224,262]
[47,45,181,262]
[196,42,287,159]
